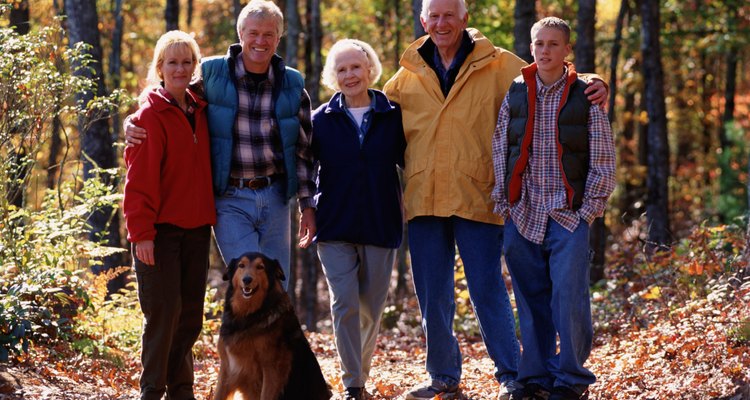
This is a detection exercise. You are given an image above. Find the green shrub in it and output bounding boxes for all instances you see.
[0,15,128,361]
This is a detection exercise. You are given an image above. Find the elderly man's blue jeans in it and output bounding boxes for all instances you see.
[503,217,596,393]
[408,216,519,386]
[213,181,291,290]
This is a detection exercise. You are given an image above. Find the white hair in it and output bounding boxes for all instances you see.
[236,0,284,38]
[321,39,383,91]
[420,0,467,20]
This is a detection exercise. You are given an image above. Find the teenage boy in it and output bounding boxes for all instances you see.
[491,17,616,400]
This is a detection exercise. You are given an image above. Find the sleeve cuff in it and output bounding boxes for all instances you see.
[298,197,316,212]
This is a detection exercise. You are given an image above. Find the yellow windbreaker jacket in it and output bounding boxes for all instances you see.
[384,28,527,225]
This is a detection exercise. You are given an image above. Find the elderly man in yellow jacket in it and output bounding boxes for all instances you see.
[383,0,607,399]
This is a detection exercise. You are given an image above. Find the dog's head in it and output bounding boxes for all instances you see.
[224,252,286,316]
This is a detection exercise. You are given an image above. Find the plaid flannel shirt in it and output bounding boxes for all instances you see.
[232,55,315,209]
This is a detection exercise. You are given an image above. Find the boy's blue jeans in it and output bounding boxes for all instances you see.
[408,216,519,386]
[213,181,291,290]
[503,217,596,393]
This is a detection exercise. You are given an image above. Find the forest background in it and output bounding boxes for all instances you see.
[0,0,749,399]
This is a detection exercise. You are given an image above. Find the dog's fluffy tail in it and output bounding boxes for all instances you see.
[279,314,332,400]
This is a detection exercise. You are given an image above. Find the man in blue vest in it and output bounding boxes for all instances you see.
[125,0,316,290]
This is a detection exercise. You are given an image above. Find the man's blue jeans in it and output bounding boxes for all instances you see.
[213,181,291,290]
[408,216,519,386]
[503,217,596,393]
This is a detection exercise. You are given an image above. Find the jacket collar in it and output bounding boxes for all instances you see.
[399,28,500,74]
[324,89,397,114]
[520,61,578,90]
[145,87,207,113]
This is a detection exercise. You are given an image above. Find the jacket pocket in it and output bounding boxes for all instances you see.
[456,158,493,183]
[405,157,427,180]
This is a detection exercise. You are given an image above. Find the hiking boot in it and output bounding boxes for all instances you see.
[511,383,550,400]
[344,387,365,400]
[548,386,587,400]
[404,379,459,400]
[497,380,524,400]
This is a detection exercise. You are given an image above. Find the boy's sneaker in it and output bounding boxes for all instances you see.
[510,383,550,400]
[344,387,365,400]
[548,386,587,400]
[404,379,459,399]
[497,380,524,400]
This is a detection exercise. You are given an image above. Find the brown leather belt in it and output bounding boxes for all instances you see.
[228,176,274,190]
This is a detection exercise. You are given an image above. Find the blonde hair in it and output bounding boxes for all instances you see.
[321,39,383,91]
[237,0,284,38]
[421,0,467,21]
[146,30,201,86]
[531,17,571,43]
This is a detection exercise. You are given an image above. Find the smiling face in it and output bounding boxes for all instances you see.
[420,0,468,58]
[334,47,371,103]
[230,255,271,315]
[239,15,281,73]
[531,26,571,82]
[157,44,196,97]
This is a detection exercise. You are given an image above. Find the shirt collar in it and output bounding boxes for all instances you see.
[157,86,198,114]
[337,89,375,111]
[535,65,569,93]
[235,53,275,85]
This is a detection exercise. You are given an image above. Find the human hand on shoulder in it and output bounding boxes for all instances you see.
[583,79,609,109]
[124,115,148,147]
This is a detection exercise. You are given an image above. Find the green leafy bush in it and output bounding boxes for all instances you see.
[0,15,128,361]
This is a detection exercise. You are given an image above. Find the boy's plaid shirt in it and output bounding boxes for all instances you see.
[491,69,616,244]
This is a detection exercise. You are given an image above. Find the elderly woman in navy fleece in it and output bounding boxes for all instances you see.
[299,38,405,400]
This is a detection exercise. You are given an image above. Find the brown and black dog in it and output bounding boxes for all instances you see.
[214,252,331,400]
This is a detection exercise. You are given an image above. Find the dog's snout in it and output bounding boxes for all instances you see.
[242,275,253,285]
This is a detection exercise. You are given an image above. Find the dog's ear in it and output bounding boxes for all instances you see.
[224,257,238,281]
[273,259,286,281]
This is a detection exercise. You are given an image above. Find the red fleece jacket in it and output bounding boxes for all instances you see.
[123,88,216,242]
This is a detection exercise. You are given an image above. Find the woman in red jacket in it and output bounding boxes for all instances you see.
[123,30,215,400]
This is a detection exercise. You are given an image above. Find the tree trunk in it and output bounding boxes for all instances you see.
[187,0,194,28]
[574,0,603,283]
[393,0,402,70]
[640,0,671,248]
[47,114,62,189]
[233,0,242,42]
[109,0,124,150]
[9,0,30,35]
[720,49,737,143]
[285,0,301,68]
[165,0,179,31]
[608,0,629,123]
[48,0,64,191]
[575,0,596,73]
[65,0,126,293]
[7,0,31,206]
[412,0,425,39]
[513,0,535,63]
[304,0,322,106]
[700,52,715,172]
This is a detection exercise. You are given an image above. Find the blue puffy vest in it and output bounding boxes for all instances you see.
[201,47,304,201]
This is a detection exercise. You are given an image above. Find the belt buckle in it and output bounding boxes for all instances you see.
[247,176,270,190]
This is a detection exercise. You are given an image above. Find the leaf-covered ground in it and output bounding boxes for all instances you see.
[1,289,748,400]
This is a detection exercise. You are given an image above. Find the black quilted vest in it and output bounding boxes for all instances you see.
[504,70,591,210]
